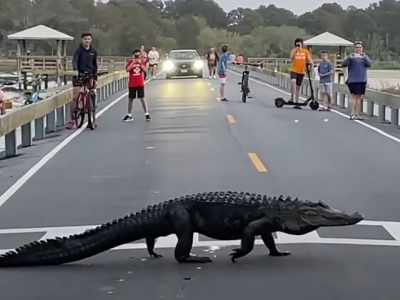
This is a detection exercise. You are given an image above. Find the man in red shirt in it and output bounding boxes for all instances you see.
[123,48,151,122]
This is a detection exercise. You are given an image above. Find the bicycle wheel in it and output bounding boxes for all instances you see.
[86,91,94,130]
[241,74,249,103]
[75,93,85,128]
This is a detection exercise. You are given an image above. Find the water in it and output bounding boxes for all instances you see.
[2,79,72,106]
[367,70,400,91]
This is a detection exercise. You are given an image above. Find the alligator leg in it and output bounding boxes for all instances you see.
[170,207,212,263]
[145,237,163,258]
[261,232,290,256]
[229,218,269,262]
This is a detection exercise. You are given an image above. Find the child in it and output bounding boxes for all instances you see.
[318,51,334,111]
[123,48,151,122]
[217,44,229,101]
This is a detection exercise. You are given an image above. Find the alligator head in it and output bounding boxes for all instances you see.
[276,199,364,235]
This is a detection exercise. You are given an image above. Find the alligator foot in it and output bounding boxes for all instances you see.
[269,250,291,257]
[148,250,163,258]
[229,248,247,262]
[177,255,212,263]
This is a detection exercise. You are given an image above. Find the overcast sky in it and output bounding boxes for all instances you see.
[214,0,372,14]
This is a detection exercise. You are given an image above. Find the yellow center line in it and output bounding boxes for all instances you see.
[227,115,236,123]
[248,153,267,172]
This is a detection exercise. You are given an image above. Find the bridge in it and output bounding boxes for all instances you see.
[0,63,399,299]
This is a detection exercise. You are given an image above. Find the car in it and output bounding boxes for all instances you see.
[163,49,204,79]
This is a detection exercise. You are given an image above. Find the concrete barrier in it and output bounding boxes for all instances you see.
[0,71,128,158]
[229,64,400,126]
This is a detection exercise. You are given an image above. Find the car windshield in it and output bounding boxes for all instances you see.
[169,51,199,60]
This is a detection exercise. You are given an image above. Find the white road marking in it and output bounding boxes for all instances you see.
[0,72,163,208]
[229,69,400,144]
[0,220,398,254]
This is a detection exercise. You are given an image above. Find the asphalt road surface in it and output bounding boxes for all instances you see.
[0,68,400,299]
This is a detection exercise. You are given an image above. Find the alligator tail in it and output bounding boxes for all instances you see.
[0,213,148,268]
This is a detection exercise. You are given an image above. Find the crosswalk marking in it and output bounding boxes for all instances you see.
[0,220,399,255]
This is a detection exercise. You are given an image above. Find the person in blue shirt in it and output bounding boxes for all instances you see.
[318,51,334,111]
[217,44,229,101]
[341,41,371,120]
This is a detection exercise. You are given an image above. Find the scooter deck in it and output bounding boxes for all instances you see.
[282,100,309,106]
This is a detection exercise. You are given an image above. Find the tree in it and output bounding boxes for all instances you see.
[0,0,399,60]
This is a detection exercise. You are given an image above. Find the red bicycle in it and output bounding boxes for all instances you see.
[74,72,96,130]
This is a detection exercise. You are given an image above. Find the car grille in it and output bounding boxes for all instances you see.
[177,63,191,69]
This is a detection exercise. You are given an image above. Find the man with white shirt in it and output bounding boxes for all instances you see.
[148,47,160,78]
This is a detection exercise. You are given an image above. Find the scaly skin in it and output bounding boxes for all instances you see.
[0,191,364,267]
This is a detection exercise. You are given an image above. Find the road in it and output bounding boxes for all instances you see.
[0,68,400,299]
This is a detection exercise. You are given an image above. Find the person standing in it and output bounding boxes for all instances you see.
[318,51,334,111]
[67,32,98,129]
[206,47,219,78]
[341,41,371,120]
[148,47,160,78]
[217,44,229,102]
[289,38,312,109]
[0,89,8,115]
[140,45,148,80]
[236,54,244,65]
[123,48,151,122]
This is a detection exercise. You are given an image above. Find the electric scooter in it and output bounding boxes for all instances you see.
[274,64,319,110]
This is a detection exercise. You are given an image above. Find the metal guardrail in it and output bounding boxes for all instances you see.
[0,71,129,158]
[228,64,400,126]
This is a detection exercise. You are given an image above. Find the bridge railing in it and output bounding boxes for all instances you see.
[229,63,400,126]
[0,56,130,74]
[0,71,129,158]
[247,57,345,71]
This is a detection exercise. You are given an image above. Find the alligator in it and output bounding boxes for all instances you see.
[0,191,363,267]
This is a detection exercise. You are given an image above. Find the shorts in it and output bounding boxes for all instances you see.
[128,86,145,99]
[218,73,227,84]
[208,61,217,68]
[72,74,94,87]
[149,62,158,66]
[347,82,366,96]
[290,72,304,86]
[320,82,332,94]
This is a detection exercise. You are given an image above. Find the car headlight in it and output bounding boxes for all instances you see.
[164,61,174,71]
[193,60,204,69]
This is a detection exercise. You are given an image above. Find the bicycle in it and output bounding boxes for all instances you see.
[237,62,263,103]
[74,72,97,130]
[24,77,43,105]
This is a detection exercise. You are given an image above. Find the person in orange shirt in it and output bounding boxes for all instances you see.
[290,38,312,109]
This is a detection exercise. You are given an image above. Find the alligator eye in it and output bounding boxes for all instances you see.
[318,201,329,208]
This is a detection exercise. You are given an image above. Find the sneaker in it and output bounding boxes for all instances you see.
[66,120,75,130]
[145,114,151,121]
[123,114,133,122]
